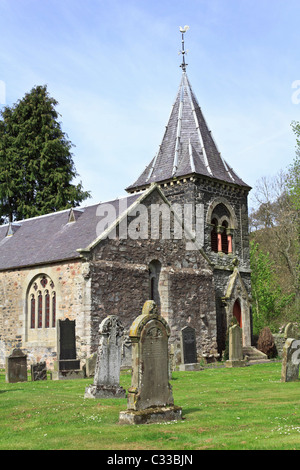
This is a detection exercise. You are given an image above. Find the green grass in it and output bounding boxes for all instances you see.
[1,362,300,450]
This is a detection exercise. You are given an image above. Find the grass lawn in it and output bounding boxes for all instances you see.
[0,362,300,450]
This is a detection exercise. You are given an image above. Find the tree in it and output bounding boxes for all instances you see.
[287,121,300,211]
[250,241,293,334]
[0,85,90,222]
[250,170,300,305]
[284,121,300,306]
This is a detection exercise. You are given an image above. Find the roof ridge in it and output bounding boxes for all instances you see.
[0,193,143,228]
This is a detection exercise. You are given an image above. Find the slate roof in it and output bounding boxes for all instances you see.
[126,72,250,192]
[0,193,141,271]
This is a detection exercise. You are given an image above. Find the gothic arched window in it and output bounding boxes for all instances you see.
[209,203,234,255]
[28,275,56,330]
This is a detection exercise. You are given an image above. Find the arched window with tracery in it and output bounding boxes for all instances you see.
[209,202,235,255]
[28,275,56,330]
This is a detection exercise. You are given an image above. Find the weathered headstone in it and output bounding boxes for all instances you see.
[179,325,202,371]
[52,318,83,380]
[85,315,126,398]
[119,300,182,424]
[284,323,299,340]
[5,349,28,383]
[31,361,47,381]
[169,344,175,379]
[84,352,97,378]
[226,324,246,368]
[281,338,300,382]
[121,334,132,370]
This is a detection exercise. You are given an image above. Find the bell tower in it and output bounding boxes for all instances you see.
[126,27,252,355]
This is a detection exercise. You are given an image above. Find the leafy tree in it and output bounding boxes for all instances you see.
[250,241,293,334]
[287,121,300,211]
[250,169,300,306]
[0,85,90,222]
[285,121,300,305]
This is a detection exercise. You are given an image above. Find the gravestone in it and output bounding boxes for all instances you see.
[52,318,83,380]
[281,338,300,382]
[179,326,202,371]
[31,362,47,381]
[84,352,97,377]
[169,344,175,379]
[226,324,246,368]
[119,300,182,424]
[284,323,299,339]
[121,334,132,370]
[5,349,28,383]
[85,315,126,398]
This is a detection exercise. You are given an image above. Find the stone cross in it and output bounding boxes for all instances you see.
[226,323,246,368]
[84,315,126,398]
[281,338,300,382]
[119,300,182,424]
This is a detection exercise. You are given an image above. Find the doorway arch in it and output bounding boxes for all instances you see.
[233,299,242,327]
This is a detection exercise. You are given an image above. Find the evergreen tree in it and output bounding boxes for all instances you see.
[0,85,90,222]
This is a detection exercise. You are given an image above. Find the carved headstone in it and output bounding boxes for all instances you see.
[5,349,27,383]
[226,324,246,367]
[84,315,126,398]
[31,362,47,381]
[119,300,182,424]
[281,338,300,382]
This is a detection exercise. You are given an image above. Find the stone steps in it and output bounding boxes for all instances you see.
[243,346,270,363]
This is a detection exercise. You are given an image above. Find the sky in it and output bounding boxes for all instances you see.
[0,0,299,210]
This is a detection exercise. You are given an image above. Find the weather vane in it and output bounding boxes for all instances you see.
[179,25,189,72]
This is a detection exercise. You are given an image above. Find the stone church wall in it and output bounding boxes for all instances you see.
[88,188,218,362]
[161,177,252,356]
[0,260,91,369]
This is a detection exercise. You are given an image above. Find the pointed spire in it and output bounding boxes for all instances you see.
[126,29,250,193]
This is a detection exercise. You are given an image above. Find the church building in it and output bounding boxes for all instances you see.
[0,31,255,368]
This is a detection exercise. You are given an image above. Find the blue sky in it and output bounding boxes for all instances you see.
[0,0,299,209]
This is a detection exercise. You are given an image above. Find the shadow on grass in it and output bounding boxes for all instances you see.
[181,407,201,416]
[0,388,24,393]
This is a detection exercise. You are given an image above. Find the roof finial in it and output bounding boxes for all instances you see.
[179,25,189,72]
